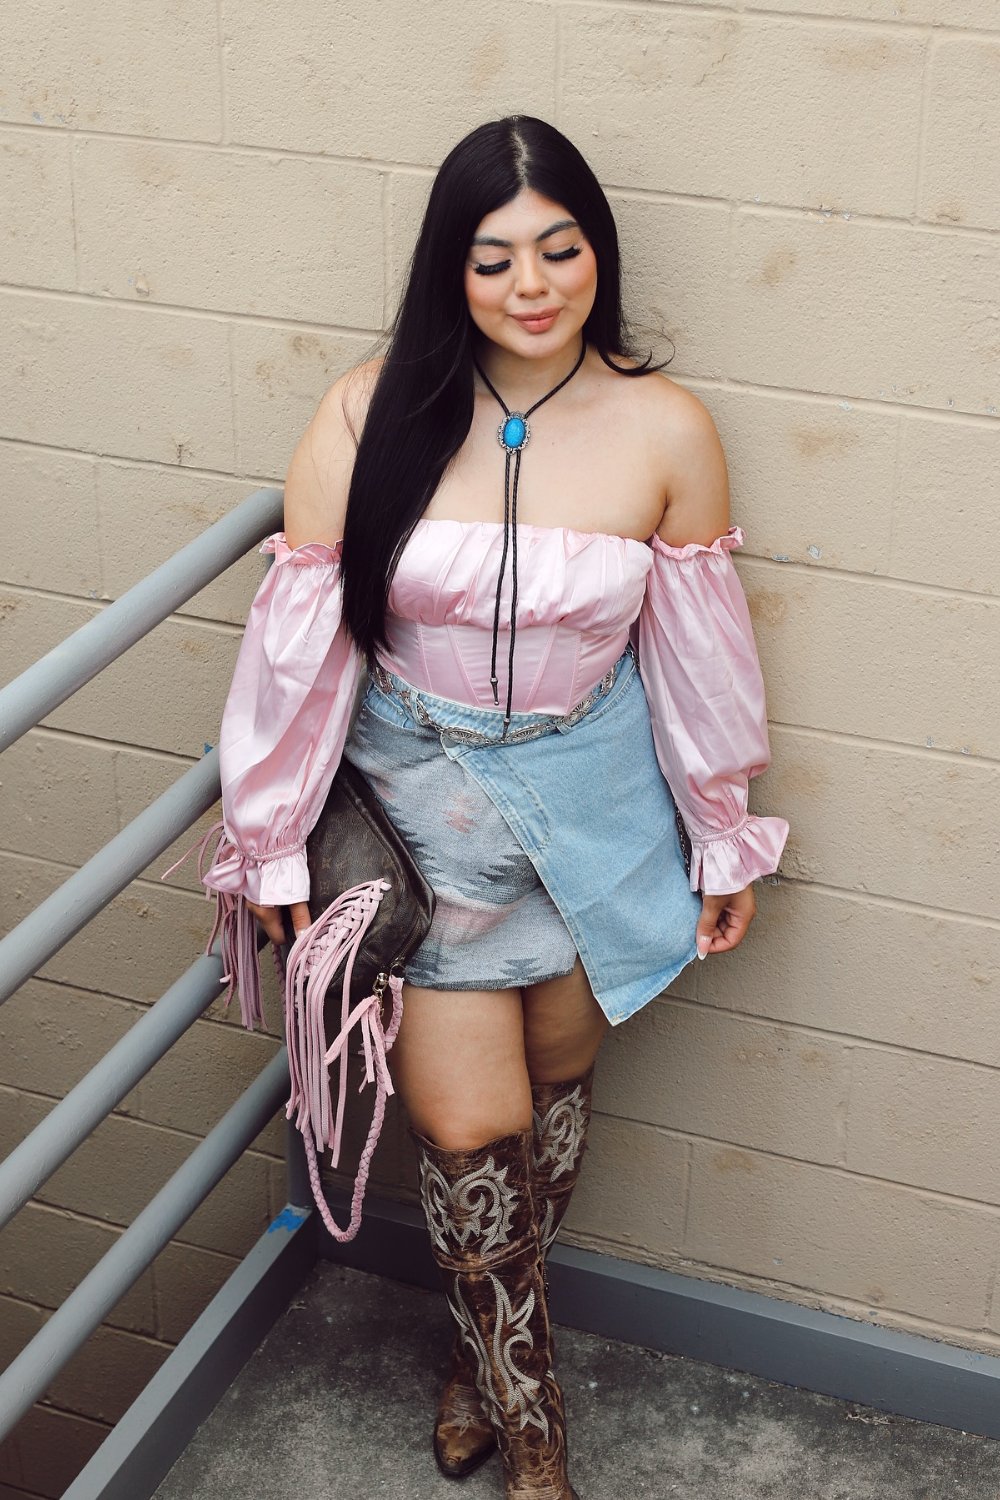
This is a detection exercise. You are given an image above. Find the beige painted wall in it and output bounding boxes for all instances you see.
[2,2,999,1494]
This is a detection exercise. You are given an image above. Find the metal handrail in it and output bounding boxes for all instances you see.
[0,486,282,752]
[0,751,221,1006]
[0,1050,291,1436]
[0,945,263,1232]
[0,486,310,1468]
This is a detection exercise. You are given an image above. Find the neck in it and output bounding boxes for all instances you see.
[473,334,586,410]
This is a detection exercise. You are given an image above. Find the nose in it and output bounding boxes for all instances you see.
[512,251,548,299]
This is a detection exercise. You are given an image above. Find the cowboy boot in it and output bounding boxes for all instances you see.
[432,1337,497,1480]
[414,1126,580,1500]
[431,1068,596,1479]
[531,1066,595,1261]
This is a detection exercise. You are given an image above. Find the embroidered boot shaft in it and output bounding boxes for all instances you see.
[531,1067,595,1257]
[414,1127,580,1500]
[432,1070,596,1480]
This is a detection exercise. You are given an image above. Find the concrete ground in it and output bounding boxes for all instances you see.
[155,1263,1000,1500]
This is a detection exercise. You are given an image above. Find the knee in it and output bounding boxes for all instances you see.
[412,1109,533,1155]
[525,1045,602,1087]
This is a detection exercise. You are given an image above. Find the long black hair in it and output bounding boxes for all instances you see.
[341,114,663,661]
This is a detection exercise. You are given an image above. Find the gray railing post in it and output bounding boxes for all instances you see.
[0,1050,292,1443]
[0,486,282,752]
[0,752,223,1008]
[0,483,320,1496]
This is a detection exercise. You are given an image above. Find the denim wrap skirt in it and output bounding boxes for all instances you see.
[340,643,701,1027]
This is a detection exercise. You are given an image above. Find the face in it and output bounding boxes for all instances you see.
[464,188,598,359]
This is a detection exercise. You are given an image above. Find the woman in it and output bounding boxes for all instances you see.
[199,116,788,1500]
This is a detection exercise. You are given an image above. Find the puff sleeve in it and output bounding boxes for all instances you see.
[637,525,789,895]
[201,532,362,906]
[170,532,363,1027]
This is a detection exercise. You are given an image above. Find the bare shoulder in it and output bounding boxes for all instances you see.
[283,357,385,548]
[602,358,716,452]
[625,367,717,449]
[633,372,731,546]
[316,356,385,440]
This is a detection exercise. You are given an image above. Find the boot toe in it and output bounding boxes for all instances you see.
[432,1426,496,1479]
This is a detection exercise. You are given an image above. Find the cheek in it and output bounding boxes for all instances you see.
[563,249,598,303]
[464,268,505,316]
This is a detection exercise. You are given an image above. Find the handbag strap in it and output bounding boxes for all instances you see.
[282,879,405,1243]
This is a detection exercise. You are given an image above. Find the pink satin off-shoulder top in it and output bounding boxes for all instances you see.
[202,517,789,910]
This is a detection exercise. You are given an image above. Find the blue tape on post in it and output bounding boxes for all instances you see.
[267,1205,310,1234]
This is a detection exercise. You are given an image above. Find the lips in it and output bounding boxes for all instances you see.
[511,308,560,333]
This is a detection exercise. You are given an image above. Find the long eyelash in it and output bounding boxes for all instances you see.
[471,245,583,276]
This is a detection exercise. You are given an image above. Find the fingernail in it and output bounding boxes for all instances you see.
[696,935,711,959]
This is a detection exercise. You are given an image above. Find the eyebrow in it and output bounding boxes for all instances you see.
[471,219,580,249]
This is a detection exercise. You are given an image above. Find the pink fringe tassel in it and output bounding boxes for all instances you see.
[162,835,402,1241]
[160,821,265,1031]
[282,879,403,1244]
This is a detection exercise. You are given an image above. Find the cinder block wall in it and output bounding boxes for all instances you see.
[1,2,998,1494]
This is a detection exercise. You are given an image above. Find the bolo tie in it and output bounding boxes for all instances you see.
[473,339,587,738]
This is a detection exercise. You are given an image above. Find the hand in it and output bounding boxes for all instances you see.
[246,900,312,946]
[695,884,756,959]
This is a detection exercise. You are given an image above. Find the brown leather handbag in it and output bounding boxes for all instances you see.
[278,758,435,1243]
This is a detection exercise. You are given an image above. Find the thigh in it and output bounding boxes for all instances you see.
[392,981,532,1151]
[522,956,609,1084]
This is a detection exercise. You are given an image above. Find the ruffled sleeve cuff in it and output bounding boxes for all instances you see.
[648,524,745,564]
[259,532,343,568]
[688,812,790,896]
[201,832,310,907]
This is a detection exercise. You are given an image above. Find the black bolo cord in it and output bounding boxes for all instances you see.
[473,339,587,736]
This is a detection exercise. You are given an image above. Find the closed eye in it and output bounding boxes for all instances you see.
[471,245,584,276]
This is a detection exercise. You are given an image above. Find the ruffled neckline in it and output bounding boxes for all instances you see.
[413,516,654,551]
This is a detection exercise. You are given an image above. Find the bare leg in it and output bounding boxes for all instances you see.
[522,955,608,1084]
[391,980,531,1149]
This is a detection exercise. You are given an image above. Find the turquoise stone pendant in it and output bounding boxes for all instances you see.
[498,413,529,452]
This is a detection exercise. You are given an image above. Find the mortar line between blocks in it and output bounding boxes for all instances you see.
[654,991,1000,1078]
[912,19,936,222]
[758,874,1000,931]
[885,408,904,578]
[982,1235,1000,1332]
[604,1117,1000,1218]
[767,717,999,768]
[750,542,1000,600]
[551,0,1000,43]
[215,0,228,145]
[7,115,1000,240]
[836,1045,854,1169]
[226,319,240,470]
[66,131,81,291]
[381,171,391,329]
[554,5,564,124]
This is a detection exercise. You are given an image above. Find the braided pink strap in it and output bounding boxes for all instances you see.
[282,880,404,1243]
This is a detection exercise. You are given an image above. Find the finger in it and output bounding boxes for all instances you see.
[248,902,285,945]
[696,894,726,959]
[712,903,754,954]
[288,901,313,936]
